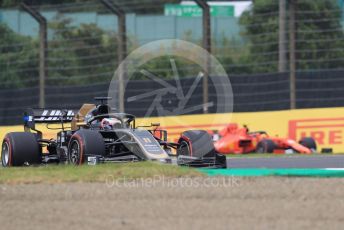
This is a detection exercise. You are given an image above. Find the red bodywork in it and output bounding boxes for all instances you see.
[212,123,312,154]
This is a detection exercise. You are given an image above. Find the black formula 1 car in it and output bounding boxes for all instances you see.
[1,98,226,168]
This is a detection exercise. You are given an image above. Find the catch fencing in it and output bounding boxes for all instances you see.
[1,0,344,125]
[2,69,344,125]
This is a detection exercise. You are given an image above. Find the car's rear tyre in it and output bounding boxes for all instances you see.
[177,130,215,158]
[256,139,275,153]
[299,137,317,152]
[68,130,105,165]
[1,132,41,167]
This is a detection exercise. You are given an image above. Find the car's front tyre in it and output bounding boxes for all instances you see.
[68,130,105,165]
[177,130,227,168]
[299,137,317,152]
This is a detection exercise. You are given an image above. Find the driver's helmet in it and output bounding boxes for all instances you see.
[100,118,122,130]
[85,104,112,124]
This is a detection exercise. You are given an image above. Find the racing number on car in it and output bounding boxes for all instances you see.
[143,138,152,143]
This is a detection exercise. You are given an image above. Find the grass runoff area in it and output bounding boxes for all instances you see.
[0,153,341,184]
[0,162,201,184]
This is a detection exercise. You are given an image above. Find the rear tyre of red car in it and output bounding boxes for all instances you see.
[256,139,275,153]
[1,132,41,167]
[299,137,317,152]
[68,130,105,165]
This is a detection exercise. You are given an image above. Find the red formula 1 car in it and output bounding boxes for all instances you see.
[211,123,317,154]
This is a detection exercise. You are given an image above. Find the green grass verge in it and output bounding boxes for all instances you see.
[0,162,202,184]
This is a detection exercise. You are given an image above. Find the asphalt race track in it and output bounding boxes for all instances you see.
[227,155,344,168]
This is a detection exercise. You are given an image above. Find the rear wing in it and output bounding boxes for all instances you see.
[24,109,77,133]
[24,109,76,123]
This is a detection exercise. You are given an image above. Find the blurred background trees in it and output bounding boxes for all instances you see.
[240,0,344,73]
[0,23,39,88]
[47,17,118,85]
[1,0,344,88]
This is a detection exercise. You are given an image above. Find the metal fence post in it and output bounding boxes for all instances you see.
[195,0,211,114]
[101,0,127,113]
[278,0,287,72]
[289,0,296,109]
[21,2,47,108]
